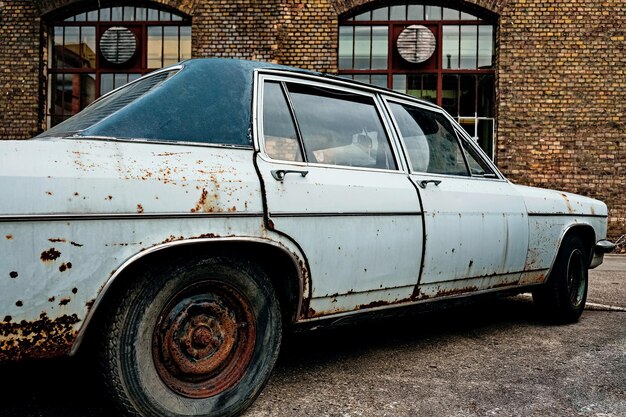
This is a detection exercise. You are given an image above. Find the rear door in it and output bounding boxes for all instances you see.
[254,74,424,315]
[384,98,529,298]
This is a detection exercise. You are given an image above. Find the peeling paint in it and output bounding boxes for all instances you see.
[59,262,72,272]
[5,235,13,240]
[40,248,61,262]
[0,314,79,361]
[9,271,18,279]
[48,238,66,243]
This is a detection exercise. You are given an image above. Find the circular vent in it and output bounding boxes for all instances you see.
[397,25,436,64]
[100,26,137,64]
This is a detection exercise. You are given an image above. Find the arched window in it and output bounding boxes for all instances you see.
[47,4,191,127]
[339,3,496,157]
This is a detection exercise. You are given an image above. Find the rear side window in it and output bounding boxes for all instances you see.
[389,102,469,176]
[262,80,397,170]
[459,137,496,177]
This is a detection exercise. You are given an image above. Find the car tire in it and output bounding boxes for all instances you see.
[99,255,282,417]
[532,235,588,323]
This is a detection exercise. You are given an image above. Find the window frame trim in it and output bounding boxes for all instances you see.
[254,70,408,174]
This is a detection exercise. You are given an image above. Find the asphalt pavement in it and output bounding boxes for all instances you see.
[1,256,625,417]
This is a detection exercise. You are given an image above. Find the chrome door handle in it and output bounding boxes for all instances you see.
[271,169,309,181]
[417,179,442,189]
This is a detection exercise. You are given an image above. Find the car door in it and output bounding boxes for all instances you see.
[384,98,529,298]
[254,74,424,315]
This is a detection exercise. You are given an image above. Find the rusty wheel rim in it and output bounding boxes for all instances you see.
[152,280,256,399]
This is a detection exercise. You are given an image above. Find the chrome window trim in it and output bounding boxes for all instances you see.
[41,135,255,150]
[254,70,409,174]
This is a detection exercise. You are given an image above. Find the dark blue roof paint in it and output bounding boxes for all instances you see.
[40,59,309,146]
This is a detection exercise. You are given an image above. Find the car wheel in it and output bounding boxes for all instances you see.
[532,235,588,323]
[99,255,282,417]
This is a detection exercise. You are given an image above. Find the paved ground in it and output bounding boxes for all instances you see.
[1,256,625,417]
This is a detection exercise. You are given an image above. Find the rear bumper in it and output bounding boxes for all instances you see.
[589,239,617,269]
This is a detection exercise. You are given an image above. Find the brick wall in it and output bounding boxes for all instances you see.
[1,0,624,240]
[0,1,42,139]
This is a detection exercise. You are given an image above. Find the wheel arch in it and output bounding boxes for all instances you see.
[552,223,596,273]
[70,237,307,355]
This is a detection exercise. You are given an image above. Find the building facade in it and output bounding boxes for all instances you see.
[0,0,624,241]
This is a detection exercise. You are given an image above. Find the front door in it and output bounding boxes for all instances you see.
[255,75,424,315]
[384,98,529,298]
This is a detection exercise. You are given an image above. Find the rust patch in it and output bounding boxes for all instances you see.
[9,271,18,279]
[160,235,185,244]
[48,238,66,243]
[195,233,219,239]
[0,313,79,362]
[59,262,72,272]
[70,241,83,247]
[48,296,56,302]
[59,298,71,306]
[15,301,23,307]
[5,234,13,240]
[560,193,574,214]
[591,206,596,215]
[45,191,53,196]
[435,286,479,298]
[71,288,78,294]
[137,204,144,214]
[41,248,61,262]
[267,218,275,230]
[106,195,113,200]
[86,299,95,310]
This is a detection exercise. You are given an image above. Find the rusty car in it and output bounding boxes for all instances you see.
[0,58,616,416]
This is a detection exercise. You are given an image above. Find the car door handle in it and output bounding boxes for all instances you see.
[417,179,442,189]
[271,169,309,181]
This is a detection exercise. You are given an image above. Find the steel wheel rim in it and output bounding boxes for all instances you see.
[152,280,256,399]
[566,249,586,308]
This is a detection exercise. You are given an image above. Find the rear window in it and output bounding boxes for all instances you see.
[38,69,179,138]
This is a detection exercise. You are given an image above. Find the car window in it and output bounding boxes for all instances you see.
[262,82,303,162]
[389,102,469,176]
[459,136,496,177]
[286,83,397,170]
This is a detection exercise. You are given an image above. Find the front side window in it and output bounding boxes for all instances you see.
[389,102,468,176]
[262,80,397,170]
[48,5,191,128]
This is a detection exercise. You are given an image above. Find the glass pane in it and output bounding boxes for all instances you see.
[477,119,494,158]
[63,26,80,68]
[442,8,460,20]
[80,26,96,68]
[148,8,159,21]
[172,13,183,21]
[353,74,370,83]
[461,137,494,175]
[52,74,66,116]
[459,75,476,116]
[53,26,63,67]
[100,73,114,95]
[338,26,353,69]
[460,25,478,69]
[100,8,111,21]
[393,74,406,92]
[287,83,397,170]
[442,25,460,69]
[163,26,179,65]
[407,5,424,20]
[442,74,459,116]
[123,6,135,21]
[263,82,302,162]
[389,103,468,175]
[160,11,172,21]
[390,5,406,20]
[67,74,81,114]
[81,73,96,109]
[407,74,437,103]
[147,26,163,68]
[180,26,192,60]
[114,73,128,89]
[354,11,371,21]
[353,26,371,70]
[372,7,388,20]
[425,6,441,20]
[136,7,147,21]
[370,74,387,88]
[478,74,495,117]
[87,10,98,21]
[371,26,388,69]
[128,73,142,82]
[111,7,123,21]
[461,11,478,20]
[478,25,494,68]
[75,12,86,22]
[64,16,75,22]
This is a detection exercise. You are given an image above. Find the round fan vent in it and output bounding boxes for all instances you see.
[397,25,436,64]
[100,26,137,64]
